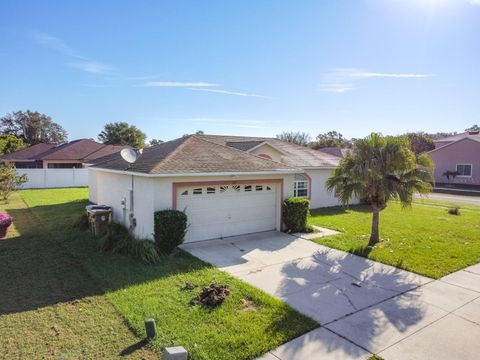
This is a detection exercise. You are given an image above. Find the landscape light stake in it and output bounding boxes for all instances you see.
[145,318,156,339]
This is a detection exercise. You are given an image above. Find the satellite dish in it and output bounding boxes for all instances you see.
[120,148,141,163]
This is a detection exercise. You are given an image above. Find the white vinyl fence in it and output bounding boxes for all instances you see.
[16,168,88,189]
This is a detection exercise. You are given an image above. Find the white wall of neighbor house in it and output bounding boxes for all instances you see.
[305,168,344,208]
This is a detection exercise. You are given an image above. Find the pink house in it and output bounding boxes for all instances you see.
[428,130,480,186]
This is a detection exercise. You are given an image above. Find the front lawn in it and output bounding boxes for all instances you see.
[2,188,316,360]
[309,201,480,279]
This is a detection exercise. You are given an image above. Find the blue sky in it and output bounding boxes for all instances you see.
[1,0,479,142]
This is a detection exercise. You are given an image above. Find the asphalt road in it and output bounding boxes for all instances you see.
[416,192,480,205]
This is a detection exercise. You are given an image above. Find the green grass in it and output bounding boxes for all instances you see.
[1,188,316,360]
[0,191,156,359]
[309,201,480,279]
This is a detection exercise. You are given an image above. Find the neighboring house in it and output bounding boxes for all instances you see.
[317,147,351,158]
[428,130,480,186]
[2,139,126,168]
[89,134,349,242]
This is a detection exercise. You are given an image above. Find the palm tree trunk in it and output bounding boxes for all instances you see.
[369,207,380,246]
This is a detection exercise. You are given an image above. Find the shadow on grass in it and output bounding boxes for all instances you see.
[0,200,210,315]
[120,338,150,357]
[310,204,372,217]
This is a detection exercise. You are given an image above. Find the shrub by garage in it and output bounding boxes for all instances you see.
[283,197,310,233]
[154,209,188,254]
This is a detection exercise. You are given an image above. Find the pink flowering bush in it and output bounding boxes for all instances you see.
[0,213,12,228]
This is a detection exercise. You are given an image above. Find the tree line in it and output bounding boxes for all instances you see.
[0,110,477,157]
[276,125,479,155]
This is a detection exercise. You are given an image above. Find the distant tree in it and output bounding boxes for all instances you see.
[466,124,480,132]
[0,110,68,145]
[406,133,435,154]
[276,131,311,146]
[0,135,26,156]
[149,138,164,146]
[98,122,146,148]
[309,131,351,149]
[195,130,205,135]
[326,133,433,245]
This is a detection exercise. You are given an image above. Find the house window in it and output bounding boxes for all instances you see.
[232,185,241,192]
[294,174,309,198]
[193,188,203,195]
[244,185,252,192]
[47,163,83,169]
[456,164,472,177]
[181,190,188,196]
[206,187,216,194]
[219,185,229,193]
[255,185,263,191]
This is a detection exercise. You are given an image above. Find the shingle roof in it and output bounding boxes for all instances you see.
[226,141,264,151]
[2,143,56,161]
[91,135,297,174]
[199,135,341,168]
[2,139,126,162]
[435,132,480,144]
[317,147,351,158]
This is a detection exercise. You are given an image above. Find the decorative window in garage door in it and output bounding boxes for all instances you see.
[179,183,275,196]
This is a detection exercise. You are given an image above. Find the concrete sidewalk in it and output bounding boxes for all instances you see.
[181,232,480,360]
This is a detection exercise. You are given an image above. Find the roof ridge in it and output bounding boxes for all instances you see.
[148,135,193,173]
[192,135,297,169]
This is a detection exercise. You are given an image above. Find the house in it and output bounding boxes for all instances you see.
[88,134,348,242]
[2,139,126,169]
[316,147,351,158]
[427,130,480,186]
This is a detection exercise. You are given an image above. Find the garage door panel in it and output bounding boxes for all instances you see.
[177,183,278,242]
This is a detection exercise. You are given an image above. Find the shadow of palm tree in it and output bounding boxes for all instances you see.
[274,246,428,355]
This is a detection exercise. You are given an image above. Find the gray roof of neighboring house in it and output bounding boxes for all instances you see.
[434,131,480,144]
[316,147,351,158]
[2,139,126,162]
[199,135,341,168]
[91,135,297,174]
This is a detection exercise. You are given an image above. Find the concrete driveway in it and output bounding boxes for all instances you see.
[181,231,480,360]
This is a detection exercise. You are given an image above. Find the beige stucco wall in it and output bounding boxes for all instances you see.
[305,169,343,208]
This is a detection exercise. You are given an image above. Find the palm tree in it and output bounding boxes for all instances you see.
[326,133,434,246]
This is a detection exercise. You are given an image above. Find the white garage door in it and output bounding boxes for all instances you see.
[177,183,278,242]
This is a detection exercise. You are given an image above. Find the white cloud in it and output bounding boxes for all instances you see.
[186,87,271,98]
[143,81,218,87]
[319,68,434,93]
[351,72,434,78]
[33,31,113,75]
[70,61,114,74]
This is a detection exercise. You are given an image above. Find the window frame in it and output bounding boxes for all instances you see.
[293,175,309,198]
[456,164,473,178]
